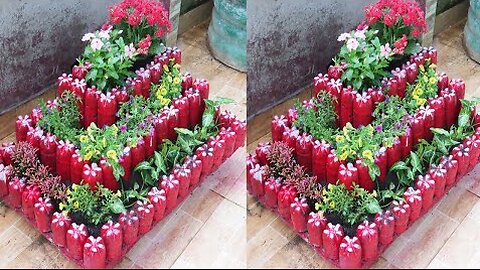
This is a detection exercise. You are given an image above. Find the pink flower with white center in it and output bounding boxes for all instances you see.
[346,38,359,51]
[354,29,367,40]
[337,32,351,42]
[98,29,111,39]
[380,43,392,58]
[124,43,136,58]
[82,33,95,42]
[90,38,104,51]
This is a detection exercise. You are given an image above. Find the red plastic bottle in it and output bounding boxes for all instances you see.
[339,236,362,269]
[296,133,313,173]
[163,106,180,141]
[264,177,281,208]
[209,135,226,171]
[16,115,32,142]
[282,127,299,150]
[452,144,470,178]
[355,159,374,192]
[464,135,480,171]
[66,223,89,260]
[119,147,132,182]
[338,162,358,190]
[440,155,459,186]
[0,142,15,165]
[174,165,192,198]
[57,73,73,96]
[51,212,72,247]
[429,97,446,128]
[313,73,329,97]
[0,164,11,197]
[119,210,139,247]
[154,116,169,145]
[326,79,342,125]
[340,87,355,127]
[29,107,43,126]
[410,114,425,145]
[71,150,87,185]
[193,79,210,105]
[415,175,436,211]
[101,221,123,262]
[160,175,180,212]
[403,187,423,222]
[277,185,297,221]
[195,145,214,178]
[375,147,387,182]
[135,201,155,235]
[71,79,87,125]
[322,223,344,260]
[98,92,118,127]
[405,62,419,84]
[147,187,167,222]
[56,140,75,182]
[255,142,271,166]
[326,150,343,185]
[39,133,58,172]
[174,97,190,128]
[328,65,343,80]
[26,127,44,151]
[437,72,449,91]
[182,72,193,92]
[232,119,246,151]
[399,127,413,158]
[249,164,267,197]
[450,79,466,101]
[187,90,202,127]
[307,212,327,247]
[386,138,402,168]
[374,210,395,245]
[391,200,411,234]
[312,140,330,183]
[356,220,378,261]
[99,159,118,192]
[83,236,107,269]
[34,197,54,233]
[441,89,457,127]
[219,127,236,159]
[8,177,25,208]
[130,139,146,169]
[287,107,298,125]
[84,87,100,127]
[183,155,202,187]
[353,92,373,128]
[290,197,310,233]
[272,115,288,142]
[21,185,40,220]
[420,106,435,141]
[83,163,103,191]
[429,164,447,198]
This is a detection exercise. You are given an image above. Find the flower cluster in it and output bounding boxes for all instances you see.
[364,0,427,38]
[407,61,438,107]
[109,0,171,36]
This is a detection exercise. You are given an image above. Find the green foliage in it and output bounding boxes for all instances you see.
[372,95,410,139]
[293,91,338,144]
[60,184,126,226]
[151,62,183,101]
[36,91,82,144]
[335,29,392,91]
[404,61,438,111]
[315,183,381,226]
[80,29,136,91]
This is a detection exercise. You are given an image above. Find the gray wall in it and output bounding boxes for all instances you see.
[0,0,121,114]
[247,0,379,119]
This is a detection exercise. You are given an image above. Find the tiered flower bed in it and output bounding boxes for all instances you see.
[248,0,478,268]
[0,1,245,268]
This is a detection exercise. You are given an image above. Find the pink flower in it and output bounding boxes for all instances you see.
[124,43,137,58]
[354,29,367,40]
[90,38,104,51]
[346,38,359,51]
[98,29,111,39]
[81,33,95,42]
[337,32,351,42]
[380,43,392,58]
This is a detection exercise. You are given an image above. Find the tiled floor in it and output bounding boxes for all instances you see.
[247,19,480,269]
[0,20,246,268]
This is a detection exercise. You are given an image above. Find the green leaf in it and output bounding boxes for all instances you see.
[154,152,167,174]
[431,128,450,137]
[110,198,126,214]
[174,128,194,136]
[134,161,152,172]
[345,69,354,80]
[366,199,382,214]
[410,152,422,173]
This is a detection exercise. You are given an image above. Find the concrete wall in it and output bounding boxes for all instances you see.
[0,0,120,114]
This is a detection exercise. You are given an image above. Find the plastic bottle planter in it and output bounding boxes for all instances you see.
[403,187,423,222]
[135,201,154,235]
[21,185,40,220]
[119,210,139,247]
[0,164,11,198]
[277,185,298,221]
[34,197,54,233]
[83,236,107,269]
[290,197,310,233]
[160,175,180,212]
[323,223,344,260]
[356,221,378,261]
[249,164,267,198]
[307,212,327,247]
[66,223,89,260]
[264,177,281,208]
[147,187,167,222]
[100,221,123,262]
[339,236,362,269]
[52,212,72,247]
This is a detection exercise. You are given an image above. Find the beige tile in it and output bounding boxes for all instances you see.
[264,236,334,269]
[211,251,246,269]
[458,165,480,197]
[436,185,479,222]
[247,225,289,268]
[133,210,203,268]
[174,201,245,268]
[467,199,480,223]
[269,216,298,241]
[0,203,21,237]
[225,171,246,208]
[247,198,277,241]
[0,227,33,267]
[429,217,480,268]
[180,185,225,223]
[390,210,459,268]
[205,149,245,197]
[371,257,399,269]
[14,217,42,240]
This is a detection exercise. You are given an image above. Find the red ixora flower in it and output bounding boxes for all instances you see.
[137,34,152,55]
[393,34,408,55]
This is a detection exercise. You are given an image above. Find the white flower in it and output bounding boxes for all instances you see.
[90,38,104,51]
[354,29,366,40]
[98,30,110,39]
[82,33,95,42]
[346,38,359,51]
[380,43,392,58]
[124,43,136,58]
[337,32,351,42]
